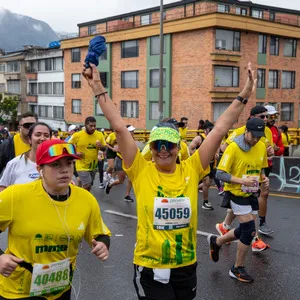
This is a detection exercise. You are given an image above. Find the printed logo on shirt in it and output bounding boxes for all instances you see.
[78,222,85,230]
[29,172,39,179]
[35,234,43,240]
[87,143,97,150]
[35,244,68,254]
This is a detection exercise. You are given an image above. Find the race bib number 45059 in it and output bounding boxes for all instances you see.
[30,258,70,297]
[153,197,191,230]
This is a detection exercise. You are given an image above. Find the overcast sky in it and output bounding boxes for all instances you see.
[1,0,300,32]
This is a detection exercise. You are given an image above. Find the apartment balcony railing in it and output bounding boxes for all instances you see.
[60,4,300,41]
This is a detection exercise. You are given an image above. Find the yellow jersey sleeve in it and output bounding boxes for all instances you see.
[68,132,79,145]
[217,143,236,173]
[123,149,148,182]
[106,132,116,146]
[262,127,274,147]
[225,126,246,145]
[0,187,13,231]
[97,131,107,146]
[180,141,190,161]
[141,143,153,161]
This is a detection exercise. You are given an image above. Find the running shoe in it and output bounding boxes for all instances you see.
[99,183,105,189]
[252,237,270,252]
[124,195,134,202]
[258,223,274,236]
[202,201,214,210]
[216,223,230,236]
[207,234,220,262]
[218,187,225,195]
[105,182,112,194]
[229,266,253,283]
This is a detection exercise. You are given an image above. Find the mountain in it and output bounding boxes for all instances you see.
[0,7,58,52]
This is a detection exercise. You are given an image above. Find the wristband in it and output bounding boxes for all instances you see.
[95,92,108,99]
[236,95,248,104]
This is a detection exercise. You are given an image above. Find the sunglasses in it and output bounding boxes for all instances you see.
[21,123,35,129]
[48,144,76,157]
[267,114,278,119]
[151,140,178,152]
[258,114,267,119]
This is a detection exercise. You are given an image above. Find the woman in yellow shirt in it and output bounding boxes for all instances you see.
[83,62,256,300]
[279,125,291,156]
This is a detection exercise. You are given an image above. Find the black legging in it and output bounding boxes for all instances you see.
[98,159,104,183]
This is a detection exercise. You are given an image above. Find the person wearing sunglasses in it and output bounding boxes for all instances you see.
[0,122,52,192]
[0,139,111,299]
[0,112,37,175]
[83,61,256,300]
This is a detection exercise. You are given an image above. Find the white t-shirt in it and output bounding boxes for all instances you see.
[0,154,39,187]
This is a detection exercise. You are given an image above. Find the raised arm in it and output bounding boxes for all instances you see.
[199,63,256,169]
[82,64,137,168]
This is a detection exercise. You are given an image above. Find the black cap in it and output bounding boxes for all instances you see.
[154,122,178,131]
[166,118,179,125]
[250,105,267,116]
[203,121,214,130]
[246,118,265,138]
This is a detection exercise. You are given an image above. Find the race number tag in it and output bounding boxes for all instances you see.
[30,258,70,296]
[241,175,259,193]
[153,197,191,230]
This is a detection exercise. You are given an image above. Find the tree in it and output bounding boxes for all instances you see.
[0,93,19,123]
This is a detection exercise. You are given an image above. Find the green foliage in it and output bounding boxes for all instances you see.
[0,93,19,122]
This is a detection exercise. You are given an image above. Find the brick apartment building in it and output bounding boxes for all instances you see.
[60,0,300,130]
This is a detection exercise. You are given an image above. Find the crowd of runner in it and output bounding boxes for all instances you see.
[0,62,290,299]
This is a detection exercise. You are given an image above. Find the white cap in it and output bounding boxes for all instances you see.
[68,124,77,133]
[265,105,278,115]
[127,125,135,132]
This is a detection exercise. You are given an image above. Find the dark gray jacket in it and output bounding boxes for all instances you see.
[0,136,16,174]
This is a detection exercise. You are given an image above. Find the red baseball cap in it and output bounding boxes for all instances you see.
[36,139,80,166]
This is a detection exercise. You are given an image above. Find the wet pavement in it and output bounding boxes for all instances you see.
[1,178,300,300]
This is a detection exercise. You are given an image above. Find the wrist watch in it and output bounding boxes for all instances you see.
[236,96,248,104]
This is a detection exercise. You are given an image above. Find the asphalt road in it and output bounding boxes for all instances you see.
[1,178,300,300]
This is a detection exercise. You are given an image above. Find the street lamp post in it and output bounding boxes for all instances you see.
[158,0,164,122]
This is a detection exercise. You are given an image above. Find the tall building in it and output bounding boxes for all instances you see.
[61,0,300,129]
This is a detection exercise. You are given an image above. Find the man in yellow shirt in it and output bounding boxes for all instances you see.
[0,112,37,174]
[217,105,275,238]
[208,118,269,283]
[178,117,188,142]
[68,116,106,191]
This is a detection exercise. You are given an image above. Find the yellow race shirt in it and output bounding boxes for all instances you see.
[226,125,273,147]
[106,132,117,146]
[0,180,110,299]
[14,133,31,156]
[141,141,190,162]
[281,133,291,147]
[179,127,187,140]
[124,150,209,269]
[68,130,106,171]
[218,141,268,197]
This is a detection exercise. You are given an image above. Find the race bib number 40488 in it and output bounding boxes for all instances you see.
[153,197,191,230]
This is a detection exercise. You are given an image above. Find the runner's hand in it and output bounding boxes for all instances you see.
[262,176,269,188]
[0,254,23,277]
[267,145,274,156]
[241,176,258,187]
[238,62,257,99]
[96,140,103,148]
[91,240,109,261]
[76,152,85,158]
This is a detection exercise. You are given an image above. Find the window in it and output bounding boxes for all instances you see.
[149,101,166,120]
[53,57,63,70]
[121,71,139,88]
[214,66,239,87]
[282,71,295,89]
[0,83,5,92]
[99,72,108,88]
[29,82,38,95]
[284,39,297,57]
[53,82,64,95]
[141,14,152,25]
[38,82,52,94]
[215,29,240,51]
[121,40,139,58]
[39,105,52,118]
[0,63,5,72]
[72,99,81,114]
[53,106,64,119]
[28,60,38,72]
[257,69,266,88]
[213,103,231,122]
[29,104,38,115]
[150,36,166,55]
[218,4,230,13]
[270,36,279,55]
[258,34,267,54]
[95,100,104,116]
[252,9,263,19]
[281,103,294,121]
[99,51,107,61]
[71,48,81,62]
[163,11,166,20]
[7,80,20,93]
[121,101,139,118]
[7,61,20,72]
[45,58,52,71]
[150,69,166,88]
[236,7,247,15]
[269,11,275,21]
[71,74,81,88]
[268,70,279,88]
[88,24,97,35]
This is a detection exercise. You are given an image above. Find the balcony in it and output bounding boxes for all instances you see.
[26,94,38,102]
[4,73,20,80]
[26,73,37,80]
[210,53,241,62]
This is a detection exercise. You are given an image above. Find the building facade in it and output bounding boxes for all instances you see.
[61,0,300,129]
